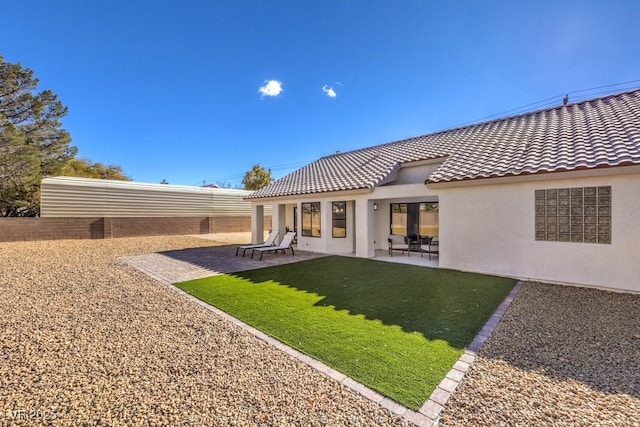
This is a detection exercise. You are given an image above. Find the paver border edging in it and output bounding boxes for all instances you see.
[146,268,524,427]
[419,280,525,425]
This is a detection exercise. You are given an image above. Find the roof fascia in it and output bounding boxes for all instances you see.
[247,187,373,203]
[427,164,640,189]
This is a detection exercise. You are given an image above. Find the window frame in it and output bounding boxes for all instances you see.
[332,201,347,238]
[389,202,439,237]
[301,202,321,238]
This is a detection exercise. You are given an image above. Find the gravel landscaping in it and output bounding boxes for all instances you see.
[3,235,639,426]
[0,236,409,426]
[440,282,640,426]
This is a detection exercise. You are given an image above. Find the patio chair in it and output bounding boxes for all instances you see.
[388,234,410,256]
[427,236,439,260]
[235,230,279,257]
[252,231,296,260]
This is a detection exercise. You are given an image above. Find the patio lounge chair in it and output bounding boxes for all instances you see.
[252,231,296,260]
[388,234,410,256]
[235,230,279,257]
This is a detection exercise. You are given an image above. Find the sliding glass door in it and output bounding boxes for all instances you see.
[390,202,439,237]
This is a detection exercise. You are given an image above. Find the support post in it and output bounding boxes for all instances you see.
[355,198,375,257]
[251,204,264,244]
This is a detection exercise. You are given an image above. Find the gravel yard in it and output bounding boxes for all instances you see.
[3,236,639,426]
[440,282,640,426]
[0,236,409,426]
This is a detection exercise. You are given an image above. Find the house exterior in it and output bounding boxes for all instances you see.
[247,90,640,293]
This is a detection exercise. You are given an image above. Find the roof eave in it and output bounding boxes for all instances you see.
[427,163,640,188]
[245,186,375,202]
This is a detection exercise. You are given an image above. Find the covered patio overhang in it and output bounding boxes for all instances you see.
[251,183,438,265]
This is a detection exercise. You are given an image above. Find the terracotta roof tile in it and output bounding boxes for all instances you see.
[248,89,640,199]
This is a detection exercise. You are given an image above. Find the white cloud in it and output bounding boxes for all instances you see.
[322,84,337,98]
[259,80,283,97]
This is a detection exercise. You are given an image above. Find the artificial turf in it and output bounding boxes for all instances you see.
[176,256,515,409]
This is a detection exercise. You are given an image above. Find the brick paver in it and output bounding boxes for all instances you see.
[121,244,327,285]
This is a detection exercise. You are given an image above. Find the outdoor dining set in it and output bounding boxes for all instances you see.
[387,234,439,260]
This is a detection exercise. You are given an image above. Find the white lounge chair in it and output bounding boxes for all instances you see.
[252,231,296,260]
[235,230,279,257]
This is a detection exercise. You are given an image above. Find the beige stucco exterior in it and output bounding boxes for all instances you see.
[435,168,640,293]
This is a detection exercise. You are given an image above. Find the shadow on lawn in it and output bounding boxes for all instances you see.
[158,248,514,349]
[225,256,516,349]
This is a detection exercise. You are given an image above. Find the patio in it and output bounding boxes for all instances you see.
[373,249,439,268]
[122,245,439,287]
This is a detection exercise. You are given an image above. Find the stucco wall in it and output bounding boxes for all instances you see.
[437,171,640,293]
[394,162,441,185]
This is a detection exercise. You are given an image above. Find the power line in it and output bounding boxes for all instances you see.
[201,80,640,186]
[457,79,640,128]
[202,159,316,186]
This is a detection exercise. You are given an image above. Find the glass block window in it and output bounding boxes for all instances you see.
[535,186,611,244]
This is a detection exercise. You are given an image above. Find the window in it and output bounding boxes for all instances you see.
[301,202,321,237]
[535,186,611,244]
[332,202,346,238]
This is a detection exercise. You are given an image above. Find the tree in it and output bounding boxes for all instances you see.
[0,54,76,216]
[242,164,273,190]
[60,158,131,181]
[0,126,40,216]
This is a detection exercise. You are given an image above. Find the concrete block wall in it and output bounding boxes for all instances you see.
[0,216,272,242]
[0,218,105,241]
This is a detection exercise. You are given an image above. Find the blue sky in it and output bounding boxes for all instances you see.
[3,1,640,187]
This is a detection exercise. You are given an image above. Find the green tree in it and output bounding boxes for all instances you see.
[0,54,76,216]
[242,164,273,190]
[60,158,131,181]
[0,126,40,216]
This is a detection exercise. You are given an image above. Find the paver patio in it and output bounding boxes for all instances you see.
[121,244,328,285]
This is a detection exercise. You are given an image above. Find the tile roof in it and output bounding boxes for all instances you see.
[248,89,640,199]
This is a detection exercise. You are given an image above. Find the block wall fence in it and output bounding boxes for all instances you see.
[0,216,272,242]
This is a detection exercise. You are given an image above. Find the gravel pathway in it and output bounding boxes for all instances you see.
[0,236,410,426]
[440,282,640,426]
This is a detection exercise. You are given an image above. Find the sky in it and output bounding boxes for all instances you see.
[3,1,640,187]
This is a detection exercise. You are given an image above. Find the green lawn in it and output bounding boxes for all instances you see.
[176,256,515,409]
